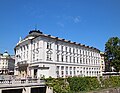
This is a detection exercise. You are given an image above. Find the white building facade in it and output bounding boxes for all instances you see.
[0,51,15,75]
[14,30,101,78]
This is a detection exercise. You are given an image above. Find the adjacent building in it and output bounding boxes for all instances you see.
[0,51,15,75]
[100,52,105,72]
[14,30,101,78]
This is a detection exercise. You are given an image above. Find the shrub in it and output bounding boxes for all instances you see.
[46,76,120,93]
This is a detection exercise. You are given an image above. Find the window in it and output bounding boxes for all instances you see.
[83,50,84,55]
[33,54,35,60]
[83,58,85,64]
[74,67,76,75]
[70,56,72,63]
[66,56,68,62]
[61,55,64,62]
[21,46,22,51]
[26,44,29,49]
[24,52,25,59]
[86,51,87,55]
[61,46,63,51]
[37,42,39,48]
[80,58,82,64]
[61,66,64,70]
[57,54,59,61]
[57,45,59,50]
[73,57,75,63]
[70,67,72,75]
[47,42,52,49]
[73,48,75,53]
[86,59,88,64]
[69,48,71,53]
[80,50,81,54]
[23,45,25,51]
[76,49,78,54]
[47,53,52,61]
[66,67,68,75]
[26,51,28,58]
[56,66,59,77]
[65,47,67,52]
[77,57,79,63]
[34,43,35,49]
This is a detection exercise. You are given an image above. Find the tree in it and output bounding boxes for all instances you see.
[105,37,120,72]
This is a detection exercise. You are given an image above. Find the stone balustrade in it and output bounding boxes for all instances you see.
[0,78,45,88]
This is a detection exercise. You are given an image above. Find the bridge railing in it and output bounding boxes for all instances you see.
[0,78,45,85]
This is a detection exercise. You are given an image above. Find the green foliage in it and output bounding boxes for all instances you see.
[67,77,100,92]
[105,37,120,71]
[101,76,120,88]
[46,77,70,93]
[46,76,120,93]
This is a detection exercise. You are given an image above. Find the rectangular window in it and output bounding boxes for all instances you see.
[34,43,35,49]
[80,50,81,54]
[69,48,71,53]
[26,44,29,49]
[83,58,85,64]
[70,56,72,63]
[57,45,59,50]
[61,55,64,62]
[21,46,22,51]
[77,57,79,63]
[76,49,78,54]
[73,48,75,53]
[47,53,52,61]
[66,56,68,62]
[26,51,28,59]
[73,57,75,63]
[56,66,59,77]
[23,45,25,51]
[80,58,82,64]
[57,54,59,61]
[66,47,67,52]
[47,42,52,49]
[61,46,63,51]
[33,54,35,60]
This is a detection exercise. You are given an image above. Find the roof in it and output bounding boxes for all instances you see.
[15,30,100,52]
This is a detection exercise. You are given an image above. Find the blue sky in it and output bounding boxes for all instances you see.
[0,0,120,54]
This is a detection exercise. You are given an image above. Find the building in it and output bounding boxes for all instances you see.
[14,30,101,78]
[0,51,15,75]
[100,52,105,72]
